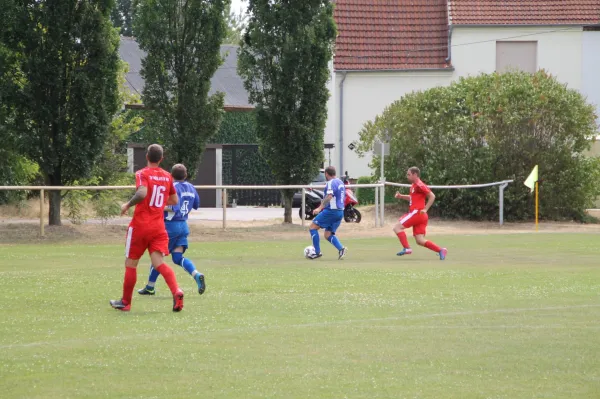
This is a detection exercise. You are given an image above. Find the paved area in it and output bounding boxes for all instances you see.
[188,206,291,221]
[0,206,297,225]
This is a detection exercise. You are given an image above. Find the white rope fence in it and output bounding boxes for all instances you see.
[0,183,384,236]
[0,179,513,236]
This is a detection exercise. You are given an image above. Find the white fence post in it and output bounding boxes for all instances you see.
[380,181,385,227]
[499,182,508,226]
[301,188,306,227]
[222,188,227,229]
[374,183,379,227]
[39,189,44,237]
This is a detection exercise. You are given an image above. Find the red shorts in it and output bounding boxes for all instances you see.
[399,210,428,236]
[124,223,169,260]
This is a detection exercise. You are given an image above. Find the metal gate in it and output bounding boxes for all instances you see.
[221,144,281,207]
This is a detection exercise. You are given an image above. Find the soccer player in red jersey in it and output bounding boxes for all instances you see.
[109,144,185,312]
[393,167,447,260]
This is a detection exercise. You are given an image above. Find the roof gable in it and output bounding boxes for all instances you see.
[118,37,252,108]
[333,0,451,71]
[448,0,600,26]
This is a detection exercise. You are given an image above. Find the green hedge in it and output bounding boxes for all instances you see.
[357,71,600,221]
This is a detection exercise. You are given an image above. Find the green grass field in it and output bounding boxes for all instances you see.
[1,233,599,398]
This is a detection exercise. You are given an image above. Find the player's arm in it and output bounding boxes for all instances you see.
[167,193,178,206]
[166,180,179,206]
[314,194,333,215]
[395,191,410,201]
[193,191,200,210]
[121,186,148,215]
[423,191,436,213]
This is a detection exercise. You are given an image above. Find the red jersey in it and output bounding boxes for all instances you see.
[131,167,176,230]
[409,179,431,211]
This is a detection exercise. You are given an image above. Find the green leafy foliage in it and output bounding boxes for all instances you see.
[223,1,247,45]
[356,176,376,205]
[111,0,134,36]
[134,0,228,178]
[210,111,258,144]
[3,0,121,225]
[357,71,600,221]
[95,61,144,186]
[238,0,336,222]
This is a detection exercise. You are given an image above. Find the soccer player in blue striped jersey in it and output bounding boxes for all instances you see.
[137,164,206,296]
[307,166,348,260]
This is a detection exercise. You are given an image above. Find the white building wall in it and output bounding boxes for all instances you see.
[451,26,584,90]
[331,26,590,178]
[582,31,600,129]
[323,61,337,166]
[334,71,453,178]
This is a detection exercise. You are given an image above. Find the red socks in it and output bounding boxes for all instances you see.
[396,231,410,248]
[155,263,179,295]
[122,266,137,305]
[425,241,441,253]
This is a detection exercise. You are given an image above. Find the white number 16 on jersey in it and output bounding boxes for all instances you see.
[149,185,166,208]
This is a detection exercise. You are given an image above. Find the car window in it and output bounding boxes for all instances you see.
[312,171,326,183]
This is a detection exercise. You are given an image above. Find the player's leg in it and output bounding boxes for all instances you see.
[172,246,206,295]
[138,223,179,295]
[138,265,160,295]
[110,226,144,311]
[149,231,185,311]
[324,214,346,259]
[308,219,323,259]
[394,212,417,256]
[414,219,447,260]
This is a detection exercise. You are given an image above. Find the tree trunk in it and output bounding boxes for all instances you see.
[46,173,62,226]
[282,190,294,224]
[48,190,62,226]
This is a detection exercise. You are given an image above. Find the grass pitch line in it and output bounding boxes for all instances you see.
[1,303,598,350]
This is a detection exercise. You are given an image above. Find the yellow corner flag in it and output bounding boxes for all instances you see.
[524,165,538,193]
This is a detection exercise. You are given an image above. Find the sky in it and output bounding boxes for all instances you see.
[231,0,249,14]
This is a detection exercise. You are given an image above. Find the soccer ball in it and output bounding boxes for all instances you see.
[304,246,316,259]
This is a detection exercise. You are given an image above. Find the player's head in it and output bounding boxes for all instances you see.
[171,163,187,181]
[146,144,164,165]
[324,166,336,181]
[406,167,420,183]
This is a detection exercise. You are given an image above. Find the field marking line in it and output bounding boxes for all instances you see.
[1,303,599,350]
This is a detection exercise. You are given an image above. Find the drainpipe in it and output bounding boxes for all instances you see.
[338,71,347,175]
[445,25,453,64]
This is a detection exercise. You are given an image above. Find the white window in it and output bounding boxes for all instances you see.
[496,41,538,73]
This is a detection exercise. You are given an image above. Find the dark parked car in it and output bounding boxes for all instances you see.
[292,169,326,208]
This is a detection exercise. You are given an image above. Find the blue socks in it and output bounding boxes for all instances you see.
[172,252,198,276]
[146,265,160,289]
[310,229,321,254]
[327,235,344,251]
[310,229,344,253]
[145,252,199,289]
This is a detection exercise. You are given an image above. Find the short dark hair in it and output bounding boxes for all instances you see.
[171,163,187,181]
[325,166,336,177]
[408,166,420,176]
[146,144,163,163]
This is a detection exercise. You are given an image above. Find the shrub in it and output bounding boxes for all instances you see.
[356,176,375,205]
[356,71,600,221]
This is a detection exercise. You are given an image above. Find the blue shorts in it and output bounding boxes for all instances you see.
[165,221,190,253]
[313,209,344,233]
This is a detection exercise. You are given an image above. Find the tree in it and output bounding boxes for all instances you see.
[134,0,228,178]
[223,2,247,45]
[238,0,336,223]
[356,71,600,221]
[111,0,134,36]
[5,0,120,225]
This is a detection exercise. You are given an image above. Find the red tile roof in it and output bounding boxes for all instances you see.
[333,0,451,71]
[449,0,600,25]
